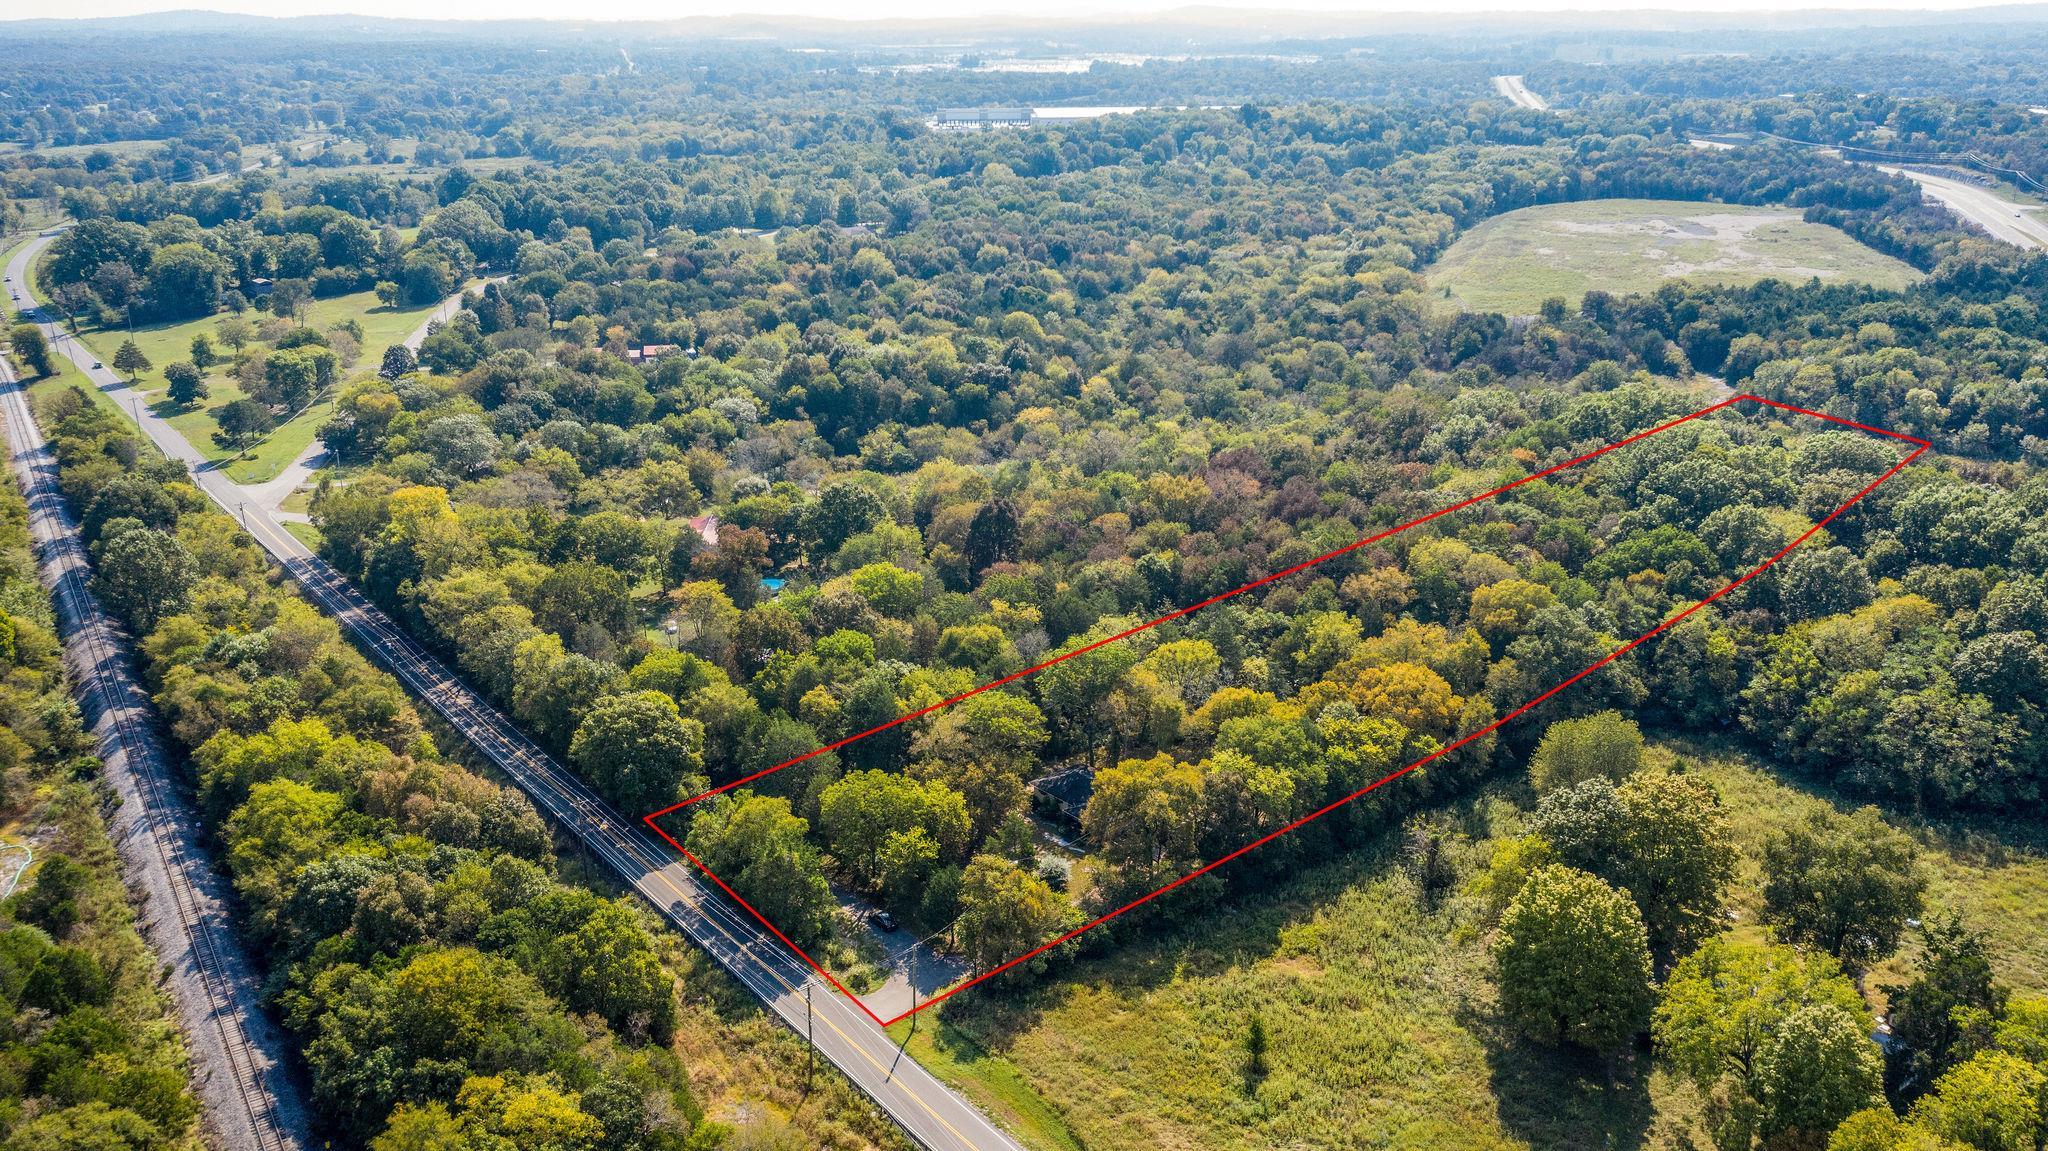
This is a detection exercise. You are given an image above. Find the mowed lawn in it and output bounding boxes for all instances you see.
[22,350,121,419]
[72,287,441,483]
[911,741,2048,1151]
[1426,198,1922,316]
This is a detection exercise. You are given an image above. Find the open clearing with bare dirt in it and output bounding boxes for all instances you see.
[1426,198,1921,315]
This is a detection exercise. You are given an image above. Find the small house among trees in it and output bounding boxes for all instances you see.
[1031,765,1095,829]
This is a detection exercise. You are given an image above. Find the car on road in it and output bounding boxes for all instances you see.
[873,910,898,933]
[91,362,102,369]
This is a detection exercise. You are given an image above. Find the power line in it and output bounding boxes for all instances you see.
[1753,130,2048,194]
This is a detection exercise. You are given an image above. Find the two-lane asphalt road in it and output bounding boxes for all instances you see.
[7,233,1023,1151]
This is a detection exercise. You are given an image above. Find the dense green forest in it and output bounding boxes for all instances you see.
[0,433,205,1150]
[22,385,914,1148]
[5,15,2048,1151]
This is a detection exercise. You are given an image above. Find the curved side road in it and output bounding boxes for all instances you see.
[0,357,311,1151]
[234,274,511,524]
[400,276,507,352]
[9,233,1023,1151]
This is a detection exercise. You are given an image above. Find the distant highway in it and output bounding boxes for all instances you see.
[7,232,1023,1151]
[1877,165,2048,249]
[1493,74,1550,111]
[1710,130,2048,251]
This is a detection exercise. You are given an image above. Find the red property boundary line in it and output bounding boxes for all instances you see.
[643,394,1928,1027]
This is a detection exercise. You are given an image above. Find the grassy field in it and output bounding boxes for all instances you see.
[1681,741,2048,1000]
[884,1017,1086,1151]
[22,351,122,419]
[1426,198,1922,316]
[5,138,164,162]
[282,521,324,550]
[72,287,441,483]
[221,399,332,483]
[903,740,2048,1151]
[1,203,64,256]
[261,140,533,189]
[922,788,1695,1151]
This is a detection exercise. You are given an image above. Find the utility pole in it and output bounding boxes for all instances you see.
[804,976,814,1092]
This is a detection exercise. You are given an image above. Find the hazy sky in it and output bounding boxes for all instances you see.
[23,0,2040,23]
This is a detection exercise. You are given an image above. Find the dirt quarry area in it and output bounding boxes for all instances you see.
[1426,198,1922,315]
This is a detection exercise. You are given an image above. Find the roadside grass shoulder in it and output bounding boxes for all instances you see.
[883,1017,1085,1151]
[930,786,1708,1151]
[25,242,53,305]
[281,521,324,551]
[25,354,125,421]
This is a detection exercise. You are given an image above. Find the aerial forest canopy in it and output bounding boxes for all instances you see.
[5,16,2048,1151]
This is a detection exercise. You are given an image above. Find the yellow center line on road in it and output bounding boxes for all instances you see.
[187,427,989,1151]
[636,864,982,1150]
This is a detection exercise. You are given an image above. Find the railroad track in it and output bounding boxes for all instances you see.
[8,228,1019,1150]
[0,360,819,1148]
[0,366,304,1151]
